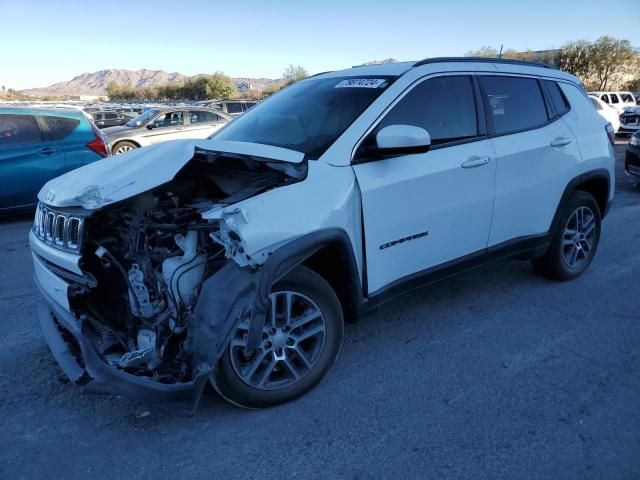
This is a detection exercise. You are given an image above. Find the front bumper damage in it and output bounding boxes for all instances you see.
[36,275,209,412]
[36,228,358,412]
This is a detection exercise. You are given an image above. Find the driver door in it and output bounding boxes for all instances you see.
[352,75,496,295]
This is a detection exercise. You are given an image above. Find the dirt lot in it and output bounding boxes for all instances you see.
[0,142,638,480]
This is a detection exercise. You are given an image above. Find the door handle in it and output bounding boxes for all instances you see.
[38,147,57,156]
[550,137,572,147]
[461,156,490,168]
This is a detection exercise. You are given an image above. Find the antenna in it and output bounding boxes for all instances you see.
[498,44,504,59]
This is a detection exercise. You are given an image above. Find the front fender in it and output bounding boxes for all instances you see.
[189,228,362,374]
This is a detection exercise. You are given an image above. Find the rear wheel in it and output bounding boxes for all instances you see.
[113,141,137,155]
[215,266,343,408]
[532,191,601,281]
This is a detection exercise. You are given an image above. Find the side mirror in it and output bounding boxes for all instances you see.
[146,123,155,130]
[375,125,431,154]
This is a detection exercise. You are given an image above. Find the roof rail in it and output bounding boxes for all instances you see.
[413,56,557,70]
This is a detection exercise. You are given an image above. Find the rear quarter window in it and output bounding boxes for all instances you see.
[0,114,43,145]
[40,116,81,141]
[620,93,634,103]
[544,80,571,117]
[479,76,549,135]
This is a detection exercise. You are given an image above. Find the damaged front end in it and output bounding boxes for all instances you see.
[33,143,308,411]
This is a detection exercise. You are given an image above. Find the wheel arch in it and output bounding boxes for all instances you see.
[550,169,611,233]
[112,138,141,150]
[302,237,363,324]
[191,228,364,371]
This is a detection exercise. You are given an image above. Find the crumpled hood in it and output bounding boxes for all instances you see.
[38,139,305,209]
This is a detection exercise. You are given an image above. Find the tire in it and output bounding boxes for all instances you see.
[532,191,601,281]
[215,266,344,408]
[113,141,138,155]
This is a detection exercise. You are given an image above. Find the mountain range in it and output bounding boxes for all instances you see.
[20,60,401,97]
[20,69,280,96]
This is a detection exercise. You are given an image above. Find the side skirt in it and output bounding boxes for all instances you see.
[362,233,551,311]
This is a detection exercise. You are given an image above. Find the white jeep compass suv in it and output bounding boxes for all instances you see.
[30,58,616,411]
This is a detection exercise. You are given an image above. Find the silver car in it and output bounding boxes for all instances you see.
[104,106,232,154]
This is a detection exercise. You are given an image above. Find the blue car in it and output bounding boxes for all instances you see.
[0,108,110,212]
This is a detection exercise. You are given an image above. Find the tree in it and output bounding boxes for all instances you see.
[263,81,285,97]
[558,37,638,90]
[282,64,308,85]
[464,46,499,57]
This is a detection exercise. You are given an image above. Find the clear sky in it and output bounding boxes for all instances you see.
[1,0,638,90]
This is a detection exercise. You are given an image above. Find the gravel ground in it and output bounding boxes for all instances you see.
[0,142,638,480]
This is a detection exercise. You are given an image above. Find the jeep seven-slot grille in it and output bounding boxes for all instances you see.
[33,203,85,252]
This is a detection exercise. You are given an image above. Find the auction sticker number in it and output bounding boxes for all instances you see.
[335,79,387,88]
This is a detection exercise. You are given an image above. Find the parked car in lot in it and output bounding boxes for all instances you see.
[104,107,232,154]
[30,58,615,411]
[92,111,135,128]
[618,107,640,137]
[199,99,257,116]
[0,108,109,212]
[589,96,621,133]
[588,91,637,114]
[625,131,640,184]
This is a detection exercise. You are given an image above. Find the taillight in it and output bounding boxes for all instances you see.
[605,123,616,146]
[86,127,109,157]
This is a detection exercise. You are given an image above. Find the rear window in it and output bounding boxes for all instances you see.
[40,116,80,141]
[225,102,243,114]
[479,76,549,135]
[544,80,570,117]
[0,114,43,145]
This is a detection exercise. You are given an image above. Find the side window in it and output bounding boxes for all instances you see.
[93,113,103,120]
[105,113,117,120]
[610,94,619,104]
[376,75,479,146]
[40,116,80,141]
[544,80,570,117]
[620,93,633,103]
[152,111,184,128]
[479,76,548,135]
[0,114,43,146]
[226,102,243,114]
[189,111,216,124]
[601,94,609,103]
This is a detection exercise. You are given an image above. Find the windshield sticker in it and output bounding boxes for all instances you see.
[335,79,387,89]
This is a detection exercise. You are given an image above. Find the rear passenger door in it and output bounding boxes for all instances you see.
[0,113,67,210]
[479,75,582,247]
[185,110,227,139]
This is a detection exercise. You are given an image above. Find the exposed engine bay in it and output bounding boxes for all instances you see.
[67,148,307,385]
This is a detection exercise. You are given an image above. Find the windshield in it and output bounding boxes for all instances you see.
[125,109,158,127]
[213,76,395,159]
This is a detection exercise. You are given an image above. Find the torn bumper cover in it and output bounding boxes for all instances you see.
[37,228,354,411]
[36,276,208,412]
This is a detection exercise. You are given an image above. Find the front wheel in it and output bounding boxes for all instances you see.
[532,191,601,281]
[215,266,344,408]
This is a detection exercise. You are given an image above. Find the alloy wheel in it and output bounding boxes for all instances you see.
[229,291,326,391]
[115,145,134,154]
[562,206,597,269]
